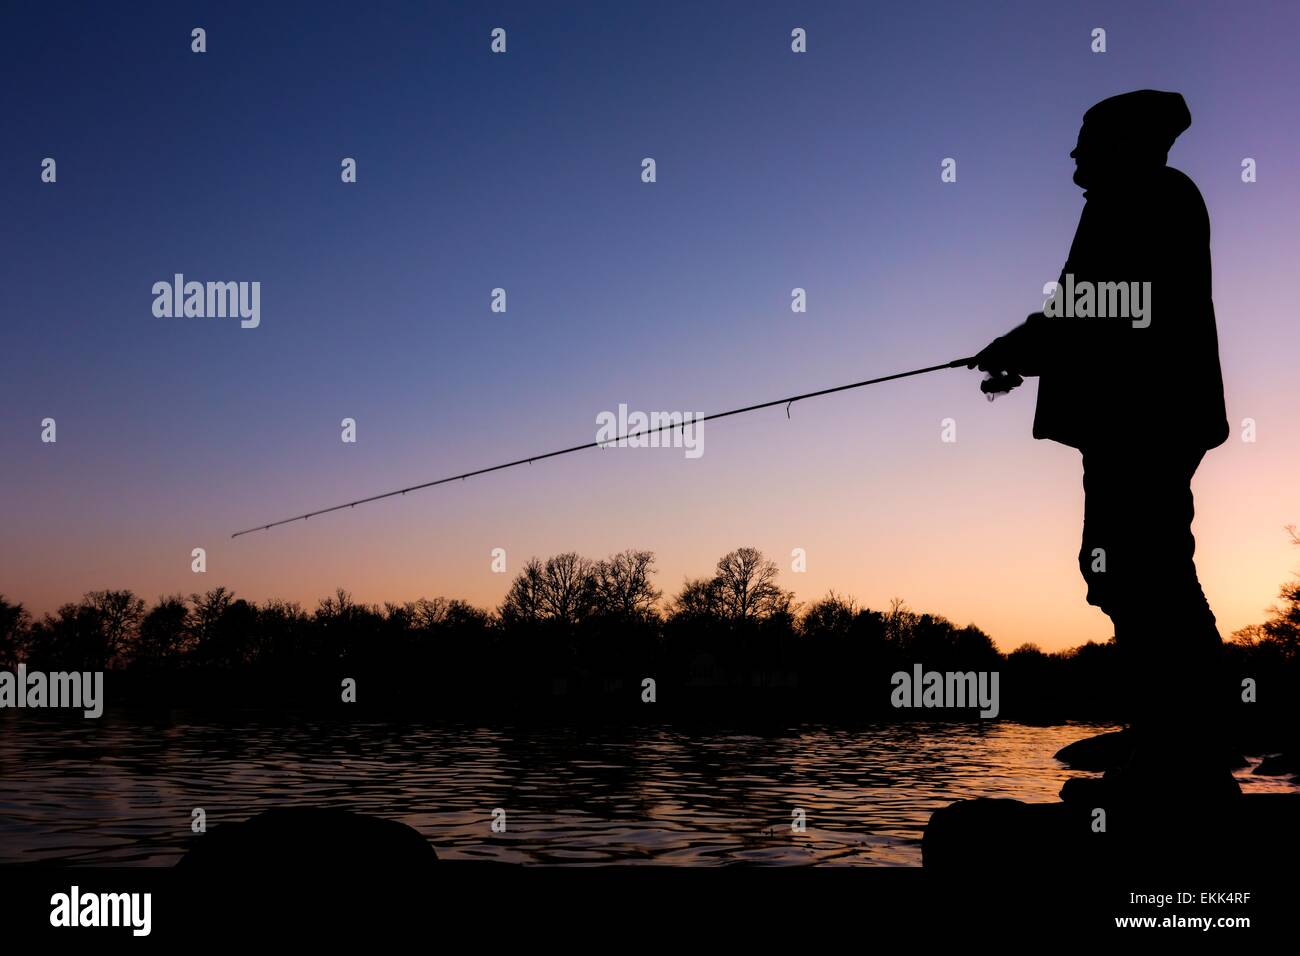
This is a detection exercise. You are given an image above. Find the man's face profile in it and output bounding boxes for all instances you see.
[1070,124,1101,189]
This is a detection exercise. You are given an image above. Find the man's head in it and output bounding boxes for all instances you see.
[1070,90,1191,190]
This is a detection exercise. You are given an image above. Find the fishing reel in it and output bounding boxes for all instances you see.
[980,370,1024,401]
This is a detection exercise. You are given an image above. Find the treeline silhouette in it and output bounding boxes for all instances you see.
[1,544,1296,732]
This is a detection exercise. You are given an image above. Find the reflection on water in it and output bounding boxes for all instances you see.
[0,714,1292,866]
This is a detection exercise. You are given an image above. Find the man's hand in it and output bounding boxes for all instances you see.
[980,369,1024,398]
[966,315,1043,374]
[967,334,1021,373]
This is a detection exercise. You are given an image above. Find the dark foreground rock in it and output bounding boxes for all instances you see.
[177,807,437,871]
[923,793,1300,875]
[1053,731,1133,770]
[1253,752,1300,776]
[1053,730,1249,771]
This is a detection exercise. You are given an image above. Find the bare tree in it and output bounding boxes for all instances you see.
[671,576,722,620]
[712,547,792,622]
[538,552,595,624]
[190,586,235,640]
[592,549,662,621]
[500,557,547,625]
[0,595,29,667]
[405,597,451,630]
[136,595,190,665]
[1261,525,1300,653]
[885,597,915,645]
[84,590,146,664]
[315,588,362,622]
[800,591,858,638]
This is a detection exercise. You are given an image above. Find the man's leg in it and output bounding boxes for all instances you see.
[1078,447,1236,797]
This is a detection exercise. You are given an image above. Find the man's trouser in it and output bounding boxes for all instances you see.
[1077,444,1226,767]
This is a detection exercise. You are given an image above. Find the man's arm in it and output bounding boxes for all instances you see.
[968,312,1051,377]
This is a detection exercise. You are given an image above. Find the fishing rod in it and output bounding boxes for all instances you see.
[232,355,998,538]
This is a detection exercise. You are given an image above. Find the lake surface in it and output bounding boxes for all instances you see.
[1,714,1292,866]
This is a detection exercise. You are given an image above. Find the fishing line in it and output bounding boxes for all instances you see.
[231,356,979,538]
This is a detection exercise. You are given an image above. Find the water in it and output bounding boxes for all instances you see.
[1,714,1292,866]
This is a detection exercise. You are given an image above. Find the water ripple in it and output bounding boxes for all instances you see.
[0,714,1291,866]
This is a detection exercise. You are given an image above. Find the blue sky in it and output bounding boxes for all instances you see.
[3,1,1298,649]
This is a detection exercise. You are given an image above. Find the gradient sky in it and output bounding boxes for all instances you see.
[3,1,1297,651]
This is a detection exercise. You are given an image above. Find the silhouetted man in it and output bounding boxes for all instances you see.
[972,90,1237,800]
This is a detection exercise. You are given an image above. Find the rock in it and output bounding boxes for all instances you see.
[177,807,437,871]
[924,798,1098,872]
[1054,730,1133,770]
[1055,730,1248,771]
[1253,752,1300,776]
[923,793,1300,875]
